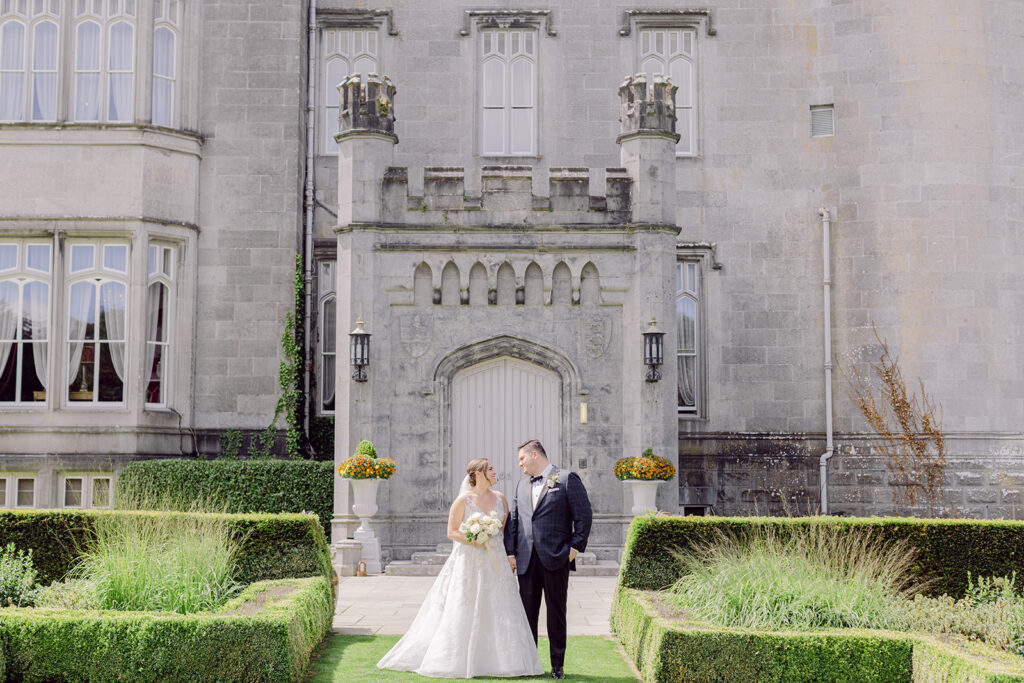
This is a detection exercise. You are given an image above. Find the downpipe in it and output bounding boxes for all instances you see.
[302,0,317,442]
[818,208,834,514]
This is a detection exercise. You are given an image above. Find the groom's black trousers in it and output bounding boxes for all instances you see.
[519,551,570,670]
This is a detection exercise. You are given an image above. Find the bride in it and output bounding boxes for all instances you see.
[377,458,544,678]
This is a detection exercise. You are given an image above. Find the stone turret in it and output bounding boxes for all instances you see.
[336,74,398,225]
[617,74,679,225]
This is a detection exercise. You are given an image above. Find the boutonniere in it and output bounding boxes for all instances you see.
[546,473,559,489]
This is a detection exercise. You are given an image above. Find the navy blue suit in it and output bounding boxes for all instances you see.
[504,467,592,671]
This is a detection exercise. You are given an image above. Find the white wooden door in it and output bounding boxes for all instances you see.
[452,356,560,500]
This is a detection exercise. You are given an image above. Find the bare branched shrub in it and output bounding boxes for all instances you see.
[845,328,947,516]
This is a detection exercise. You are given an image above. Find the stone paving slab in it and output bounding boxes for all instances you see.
[335,575,617,636]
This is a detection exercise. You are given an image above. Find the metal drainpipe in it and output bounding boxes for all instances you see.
[818,208,834,514]
[302,0,317,442]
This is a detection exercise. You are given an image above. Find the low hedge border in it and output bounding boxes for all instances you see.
[116,459,334,535]
[611,589,1024,683]
[0,509,332,588]
[0,576,333,683]
[619,515,1024,597]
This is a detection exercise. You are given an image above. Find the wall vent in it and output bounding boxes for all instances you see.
[811,105,835,137]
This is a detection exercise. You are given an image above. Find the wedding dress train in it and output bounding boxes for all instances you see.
[377,496,544,678]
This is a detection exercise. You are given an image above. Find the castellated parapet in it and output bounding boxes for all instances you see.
[337,73,397,139]
[616,73,679,142]
[380,165,633,226]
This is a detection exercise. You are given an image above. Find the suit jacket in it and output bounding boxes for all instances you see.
[504,467,593,574]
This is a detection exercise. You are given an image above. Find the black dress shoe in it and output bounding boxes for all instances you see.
[551,670,564,679]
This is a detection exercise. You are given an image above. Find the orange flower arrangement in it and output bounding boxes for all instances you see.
[614,447,675,481]
[336,440,396,480]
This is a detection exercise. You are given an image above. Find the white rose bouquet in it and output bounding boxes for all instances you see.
[460,511,502,547]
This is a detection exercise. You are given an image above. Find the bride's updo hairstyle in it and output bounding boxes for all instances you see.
[466,458,490,487]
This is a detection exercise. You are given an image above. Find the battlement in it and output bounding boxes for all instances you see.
[337,73,397,140]
[617,73,679,142]
[380,165,632,226]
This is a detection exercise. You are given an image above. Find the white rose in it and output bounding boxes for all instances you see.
[470,523,481,533]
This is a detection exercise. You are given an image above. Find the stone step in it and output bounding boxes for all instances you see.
[385,559,620,577]
[410,551,451,564]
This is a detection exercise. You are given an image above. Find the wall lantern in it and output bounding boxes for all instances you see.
[349,319,371,382]
[643,318,664,382]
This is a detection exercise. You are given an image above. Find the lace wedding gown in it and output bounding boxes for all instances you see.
[377,495,544,678]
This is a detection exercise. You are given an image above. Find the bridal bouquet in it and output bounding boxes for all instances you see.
[460,511,501,547]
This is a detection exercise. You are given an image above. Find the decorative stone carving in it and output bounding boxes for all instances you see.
[399,313,433,358]
[583,314,612,358]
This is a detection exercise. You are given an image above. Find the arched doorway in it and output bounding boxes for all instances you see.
[451,356,561,500]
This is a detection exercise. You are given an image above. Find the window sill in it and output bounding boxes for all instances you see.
[476,155,542,163]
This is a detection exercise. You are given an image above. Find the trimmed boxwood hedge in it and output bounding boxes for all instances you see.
[116,458,334,535]
[0,576,333,683]
[0,509,332,588]
[618,514,1024,598]
[612,589,1024,683]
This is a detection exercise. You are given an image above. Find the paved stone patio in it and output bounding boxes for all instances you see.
[334,575,617,636]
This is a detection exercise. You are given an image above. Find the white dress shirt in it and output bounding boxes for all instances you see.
[531,463,554,508]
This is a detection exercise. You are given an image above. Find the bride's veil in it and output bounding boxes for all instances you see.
[457,474,472,497]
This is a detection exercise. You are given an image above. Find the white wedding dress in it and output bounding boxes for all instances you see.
[377,494,544,678]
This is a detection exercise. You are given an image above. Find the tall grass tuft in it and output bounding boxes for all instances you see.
[668,524,921,631]
[70,494,241,614]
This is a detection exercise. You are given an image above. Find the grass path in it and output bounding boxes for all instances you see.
[304,635,639,682]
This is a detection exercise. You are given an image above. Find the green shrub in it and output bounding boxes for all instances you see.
[219,429,244,459]
[115,458,333,535]
[612,589,1024,683]
[0,542,38,607]
[69,509,241,613]
[33,578,101,610]
[669,526,917,631]
[896,593,1024,653]
[0,576,333,683]
[0,509,331,589]
[619,515,1024,598]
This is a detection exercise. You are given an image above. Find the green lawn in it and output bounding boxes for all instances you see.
[304,635,639,682]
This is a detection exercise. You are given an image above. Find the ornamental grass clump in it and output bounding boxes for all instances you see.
[69,507,241,614]
[668,525,919,631]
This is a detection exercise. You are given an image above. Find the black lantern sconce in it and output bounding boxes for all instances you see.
[349,319,371,382]
[643,318,665,382]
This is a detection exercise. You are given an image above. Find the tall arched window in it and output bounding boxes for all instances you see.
[151,0,179,127]
[322,28,378,153]
[73,0,136,122]
[639,28,697,155]
[480,28,535,156]
[66,242,128,404]
[676,261,700,413]
[317,260,336,413]
[0,241,51,404]
[145,243,173,406]
[0,0,60,121]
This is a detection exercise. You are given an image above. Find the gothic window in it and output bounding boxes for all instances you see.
[0,240,51,404]
[145,243,173,407]
[638,27,697,155]
[73,0,137,122]
[66,241,128,404]
[676,260,700,414]
[152,0,179,127]
[0,0,60,121]
[321,27,378,154]
[480,28,536,156]
[317,259,336,413]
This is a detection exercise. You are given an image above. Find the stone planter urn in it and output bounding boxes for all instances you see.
[348,478,382,574]
[625,479,662,516]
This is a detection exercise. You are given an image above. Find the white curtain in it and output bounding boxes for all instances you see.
[145,282,164,388]
[677,297,696,408]
[67,281,94,388]
[100,281,125,382]
[321,295,336,409]
[75,22,100,121]
[151,26,173,126]
[31,21,57,121]
[0,281,18,380]
[107,22,134,121]
[0,22,25,121]
[25,280,47,389]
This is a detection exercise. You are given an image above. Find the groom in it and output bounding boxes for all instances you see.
[505,439,593,679]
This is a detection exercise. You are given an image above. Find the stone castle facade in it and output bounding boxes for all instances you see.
[1,1,1022,565]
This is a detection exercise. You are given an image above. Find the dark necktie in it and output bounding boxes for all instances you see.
[530,475,543,484]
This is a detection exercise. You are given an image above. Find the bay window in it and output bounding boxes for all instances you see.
[0,0,60,121]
